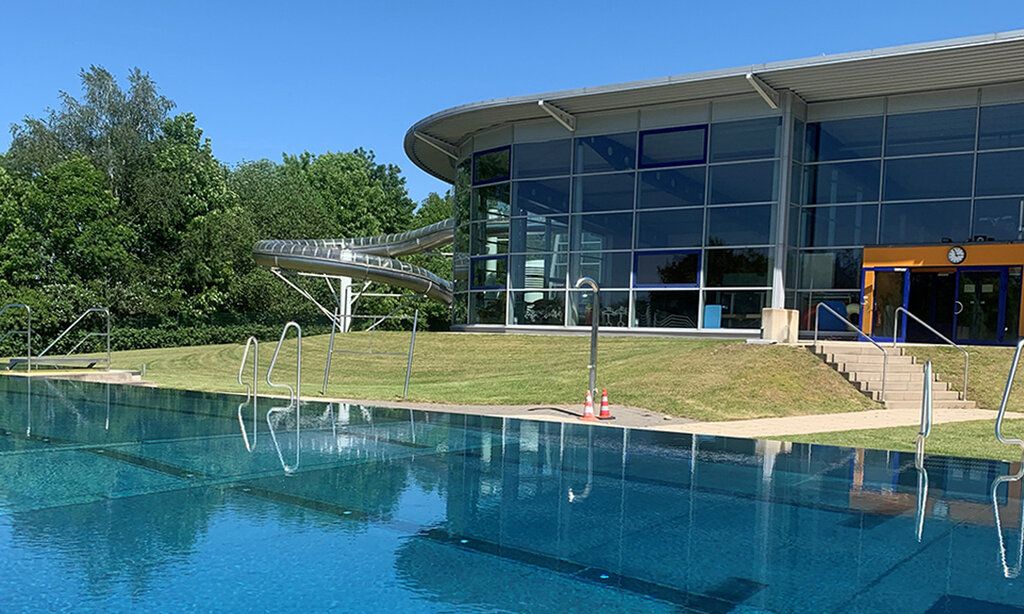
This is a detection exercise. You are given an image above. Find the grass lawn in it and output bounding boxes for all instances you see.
[95,332,876,422]
[904,344,1020,411]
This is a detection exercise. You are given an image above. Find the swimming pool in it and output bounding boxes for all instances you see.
[1,376,1023,612]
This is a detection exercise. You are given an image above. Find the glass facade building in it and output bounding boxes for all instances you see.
[409,32,1024,342]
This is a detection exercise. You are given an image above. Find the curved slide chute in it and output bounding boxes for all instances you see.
[252,218,455,304]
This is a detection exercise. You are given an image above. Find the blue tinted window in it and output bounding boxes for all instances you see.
[710,117,780,162]
[638,167,706,208]
[972,198,1022,241]
[471,184,510,220]
[803,160,880,204]
[979,103,1024,150]
[509,215,569,253]
[470,256,507,289]
[570,251,632,288]
[639,126,706,168]
[509,253,567,289]
[879,200,971,245]
[805,116,883,162]
[884,108,976,156]
[469,291,505,324]
[574,133,636,173]
[709,161,777,204]
[707,205,773,246]
[636,208,704,248]
[634,251,700,286]
[571,212,633,251]
[573,172,635,212]
[569,290,629,327]
[634,291,699,328]
[512,139,571,179]
[975,150,1024,197]
[512,178,569,216]
[511,291,565,325]
[473,147,510,184]
[882,155,973,201]
[469,220,509,256]
[798,249,863,289]
[703,290,767,327]
[800,204,878,247]
[705,248,770,287]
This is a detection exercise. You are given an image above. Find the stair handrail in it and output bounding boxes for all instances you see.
[0,303,32,372]
[37,307,111,369]
[814,302,888,401]
[266,322,301,474]
[892,306,969,401]
[237,336,259,452]
[995,338,1024,450]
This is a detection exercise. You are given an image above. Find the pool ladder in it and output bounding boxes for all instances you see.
[914,361,933,542]
[237,336,259,452]
[266,322,302,474]
[992,338,1024,577]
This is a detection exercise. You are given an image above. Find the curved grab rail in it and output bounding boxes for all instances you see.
[914,361,933,542]
[893,306,969,401]
[574,277,600,396]
[0,303,32,372]
[266,322,301,474]
[236,336,259,452]
[995,339,1024,450]
[814,302,888,401]
[992,459,1024,578]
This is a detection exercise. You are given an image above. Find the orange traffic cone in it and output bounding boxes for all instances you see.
[598,389,614,420]
[579,390,599,422]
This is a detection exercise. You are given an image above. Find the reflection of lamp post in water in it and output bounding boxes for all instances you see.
[574,277,600,396]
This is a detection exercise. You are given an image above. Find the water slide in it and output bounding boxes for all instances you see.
[252,218,455,304]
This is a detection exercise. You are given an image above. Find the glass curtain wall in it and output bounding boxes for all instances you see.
[791,99,1024,330]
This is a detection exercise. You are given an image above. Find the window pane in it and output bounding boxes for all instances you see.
[884,108,976,156]
[575,132,636,173]
[638,167,706,209]
[469,220,508,255]
[634,291,699,328]
[879,200,971,245]
[709,161,777,204]
[636,208,704,248]
[512,178,570,216]
[454,160,472,225]
[798,249,863,290]
[800,204,878,247]
[634,251,699,286]
[803,160,880,204]
[454,224,470,254]
[470,256,507,289]
[975,150,1024,197]
[453,254,469,293]
[469,291,506,325]
[509,253,567,289]
[452,293,468,326]
[471,184,510,220]
[706,205,773,246]
[509,215,569,253]
[792,119,806,164]
[570,251,632,288]
[805,116,883,162]
[979,103,1024,150]
[639,126,706,168]
[795,291,862,330]
[473,147,510,184]
[511,291,565,326]
[573,172,635,212]
[972,198,1022,241]
[705,248,770,287]
[512,139,571,179]
[709,117,780,162]
[568,290,629,327]
[882,154,973,201]
[703,290,768,328]
[571,213,633,251]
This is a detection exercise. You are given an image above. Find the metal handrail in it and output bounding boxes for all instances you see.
[37,307,111,369]
[814,302,888,401]
[914,361,933,542]
[0,303,31,372]
[893,306,969,401]
[266,322,301,475]
[992,459,1024,578]
[237,336,259,452]
[995,338,1024,450]
[574,277,600,396]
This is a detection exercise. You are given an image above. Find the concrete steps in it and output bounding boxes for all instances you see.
[812,341,975,410]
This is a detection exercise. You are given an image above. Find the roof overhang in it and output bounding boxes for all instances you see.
[405,30,1024,183]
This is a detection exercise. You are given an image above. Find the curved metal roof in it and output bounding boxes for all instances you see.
[405,30,1024,183]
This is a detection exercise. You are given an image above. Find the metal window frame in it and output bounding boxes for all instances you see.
[633,249,702,289]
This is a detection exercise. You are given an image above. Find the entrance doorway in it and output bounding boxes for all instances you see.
[906,270,956,342]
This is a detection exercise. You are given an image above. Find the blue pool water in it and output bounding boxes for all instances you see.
[2,377,1024,612]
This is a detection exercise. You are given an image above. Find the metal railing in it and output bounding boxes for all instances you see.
[914,361,933,542]
[574,277,600,396]
[0,303,32,372]
[37,307,111,369]
[893,306,969,401]
[814,302,888,401]
[995,338,1024,450]
[266,322,301,474]
[992,459,1024,578]
[236,336,259,452]
[320,307,420,399]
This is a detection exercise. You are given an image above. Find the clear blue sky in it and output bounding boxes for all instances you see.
[2,1,1022,203]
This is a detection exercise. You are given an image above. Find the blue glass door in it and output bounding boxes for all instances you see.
[954,268,1007,344]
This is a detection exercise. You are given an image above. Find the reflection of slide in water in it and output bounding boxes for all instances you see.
[252,219,455,305]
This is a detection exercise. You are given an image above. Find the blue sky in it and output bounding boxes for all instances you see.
[2,1,1022,203]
